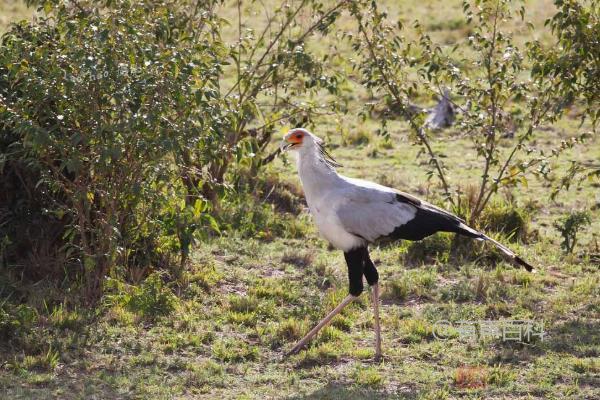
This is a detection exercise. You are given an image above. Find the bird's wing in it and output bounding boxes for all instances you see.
[336,177,417,242]
[334,177,534,271]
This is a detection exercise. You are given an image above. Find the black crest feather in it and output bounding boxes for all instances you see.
[317,142,342,169]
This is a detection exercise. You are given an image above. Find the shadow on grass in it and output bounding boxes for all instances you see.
[488,318,599,366]
[542,318,599,357]
[286,382,420,400]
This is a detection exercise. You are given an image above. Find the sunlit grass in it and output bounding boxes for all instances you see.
[0,0,35,33]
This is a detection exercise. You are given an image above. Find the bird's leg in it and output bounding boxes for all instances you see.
[286,294,356,356]
[371,283,382,361]
[362,247,382,361]
[286,248,365,357]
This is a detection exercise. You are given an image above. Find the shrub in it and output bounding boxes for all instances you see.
[480,201,530,243]
[530,0,600,126]
[0,1,222,296]
[350,0,585,224]
[554,211,592,254]
[1,0,344,296]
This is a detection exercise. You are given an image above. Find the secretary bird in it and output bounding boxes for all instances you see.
[279,128,534,360]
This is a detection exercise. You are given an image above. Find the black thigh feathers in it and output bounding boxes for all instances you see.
[344,247,378,296]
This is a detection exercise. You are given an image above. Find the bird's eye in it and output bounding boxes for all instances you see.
[296,134,302,139]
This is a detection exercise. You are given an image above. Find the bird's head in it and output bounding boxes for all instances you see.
[280,128,342,168]
[280,128,321,153]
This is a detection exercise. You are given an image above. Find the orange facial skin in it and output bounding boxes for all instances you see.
[286,129,305,146]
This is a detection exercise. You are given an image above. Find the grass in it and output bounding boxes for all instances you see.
[0,1,35,33]
[2,234,598,398]
[1,0,599,399]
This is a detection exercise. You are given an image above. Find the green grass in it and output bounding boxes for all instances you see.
[1,0,599,399]
[2,234,598,399]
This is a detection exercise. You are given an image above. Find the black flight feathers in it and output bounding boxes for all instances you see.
[392,193,534,272]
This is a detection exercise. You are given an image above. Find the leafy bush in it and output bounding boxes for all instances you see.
[1,0,343,297]
[349,0,587,224]
[554,211,591,254]
[529,0,599,198]
[530,0,600,126]
[0,0,222,296]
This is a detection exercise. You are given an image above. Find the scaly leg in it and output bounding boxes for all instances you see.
[371,283,382,361]
[286,294,356,356]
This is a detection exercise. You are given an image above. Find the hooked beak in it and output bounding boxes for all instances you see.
[281,129,305,151]
[280,137,302,152]
[280,140,294,152]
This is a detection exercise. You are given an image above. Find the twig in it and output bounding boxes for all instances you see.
[356,16,454,205]
[471,0,501,221]
[226,0,309,101]
[241,0,348,104]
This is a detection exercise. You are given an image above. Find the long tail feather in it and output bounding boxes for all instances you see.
[457,223,535,272]
[481,233,534,272]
